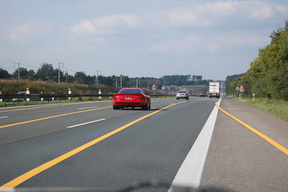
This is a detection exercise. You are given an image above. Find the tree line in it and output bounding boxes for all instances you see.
[228,21,288,101]
[0,63,209,88]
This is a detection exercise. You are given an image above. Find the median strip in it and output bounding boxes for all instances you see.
[1,101,186,188]
[215,102,288,156]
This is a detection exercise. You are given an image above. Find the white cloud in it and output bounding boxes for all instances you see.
[70,14,138,36]
[69,1,288,38]
[246,1,288,19]
[148,34,268,54]
[6,21,53,43]
[162,1,288,27]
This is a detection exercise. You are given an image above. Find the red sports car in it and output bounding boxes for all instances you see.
[113,88,151,110]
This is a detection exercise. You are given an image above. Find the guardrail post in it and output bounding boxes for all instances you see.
[98,89,101,99]
[26,88,30,102]
[41,92,43,101]
[52,92,54,101]
[68,88,71,101]
[0,91,2,102]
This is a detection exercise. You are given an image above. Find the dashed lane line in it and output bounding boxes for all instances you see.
[67,118,106,128]
[0,106,111,129]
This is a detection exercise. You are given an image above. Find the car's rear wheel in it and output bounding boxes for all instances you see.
[142,102,150,110]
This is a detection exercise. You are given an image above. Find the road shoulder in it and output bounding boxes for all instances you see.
[200,98,288,192]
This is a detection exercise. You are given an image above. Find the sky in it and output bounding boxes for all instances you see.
[1,0,288,80]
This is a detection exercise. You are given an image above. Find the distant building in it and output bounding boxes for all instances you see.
[192,75,202,81]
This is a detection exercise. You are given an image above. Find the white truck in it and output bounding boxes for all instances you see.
[209,82,220,98]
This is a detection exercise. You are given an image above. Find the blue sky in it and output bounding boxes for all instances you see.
[1,0,288,80]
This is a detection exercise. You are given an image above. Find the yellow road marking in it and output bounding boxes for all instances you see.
[215,102,288,156]
[0,106,111,129]
[0,101,99,113]
[1,101,186,187]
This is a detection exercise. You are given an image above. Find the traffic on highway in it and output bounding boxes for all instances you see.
[0,97,287,192]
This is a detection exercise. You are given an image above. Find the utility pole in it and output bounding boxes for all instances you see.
[120,74,122,87]
[96,70,102,86]
[14,63,20,79]
[96,70,99,86]
[58,62,64,84]
[18,63,20,79]
[114,79,118,87]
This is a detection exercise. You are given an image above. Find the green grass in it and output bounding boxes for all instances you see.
[237,98,288,121]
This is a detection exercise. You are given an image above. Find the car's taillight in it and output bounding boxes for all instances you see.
[114,95,121,99]
[137,96,145,100]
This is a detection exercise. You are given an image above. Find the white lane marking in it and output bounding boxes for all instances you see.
[0,116,8,119]
[77,106,98,110]
[67,118,106,129]
[169,99,221,190]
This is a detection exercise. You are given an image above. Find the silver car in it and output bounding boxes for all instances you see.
[176,90,189,100]
[12,91,26,102]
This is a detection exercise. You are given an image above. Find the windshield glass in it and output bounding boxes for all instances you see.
[1,1,287,192]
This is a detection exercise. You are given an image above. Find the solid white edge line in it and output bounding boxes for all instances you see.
[168,98,221,191]
[67,118,106,129]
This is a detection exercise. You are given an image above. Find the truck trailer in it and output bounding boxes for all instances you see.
[209,82,220,98]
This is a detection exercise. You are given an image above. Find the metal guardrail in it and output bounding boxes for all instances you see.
[0,93,114,102]
[0,94,171,102]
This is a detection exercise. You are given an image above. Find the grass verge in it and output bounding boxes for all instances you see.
[237,98,288,121]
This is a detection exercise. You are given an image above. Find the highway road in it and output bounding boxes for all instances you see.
[0,97,217,191]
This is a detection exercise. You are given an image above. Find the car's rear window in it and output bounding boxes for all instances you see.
[178,91,187,93]
[119,89,142,94]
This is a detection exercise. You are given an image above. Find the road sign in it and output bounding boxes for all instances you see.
[152,84,157,90]
[239,85,245,92]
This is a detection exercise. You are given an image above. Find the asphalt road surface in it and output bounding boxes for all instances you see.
[0,97,216,191]
[0,97,287,192]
